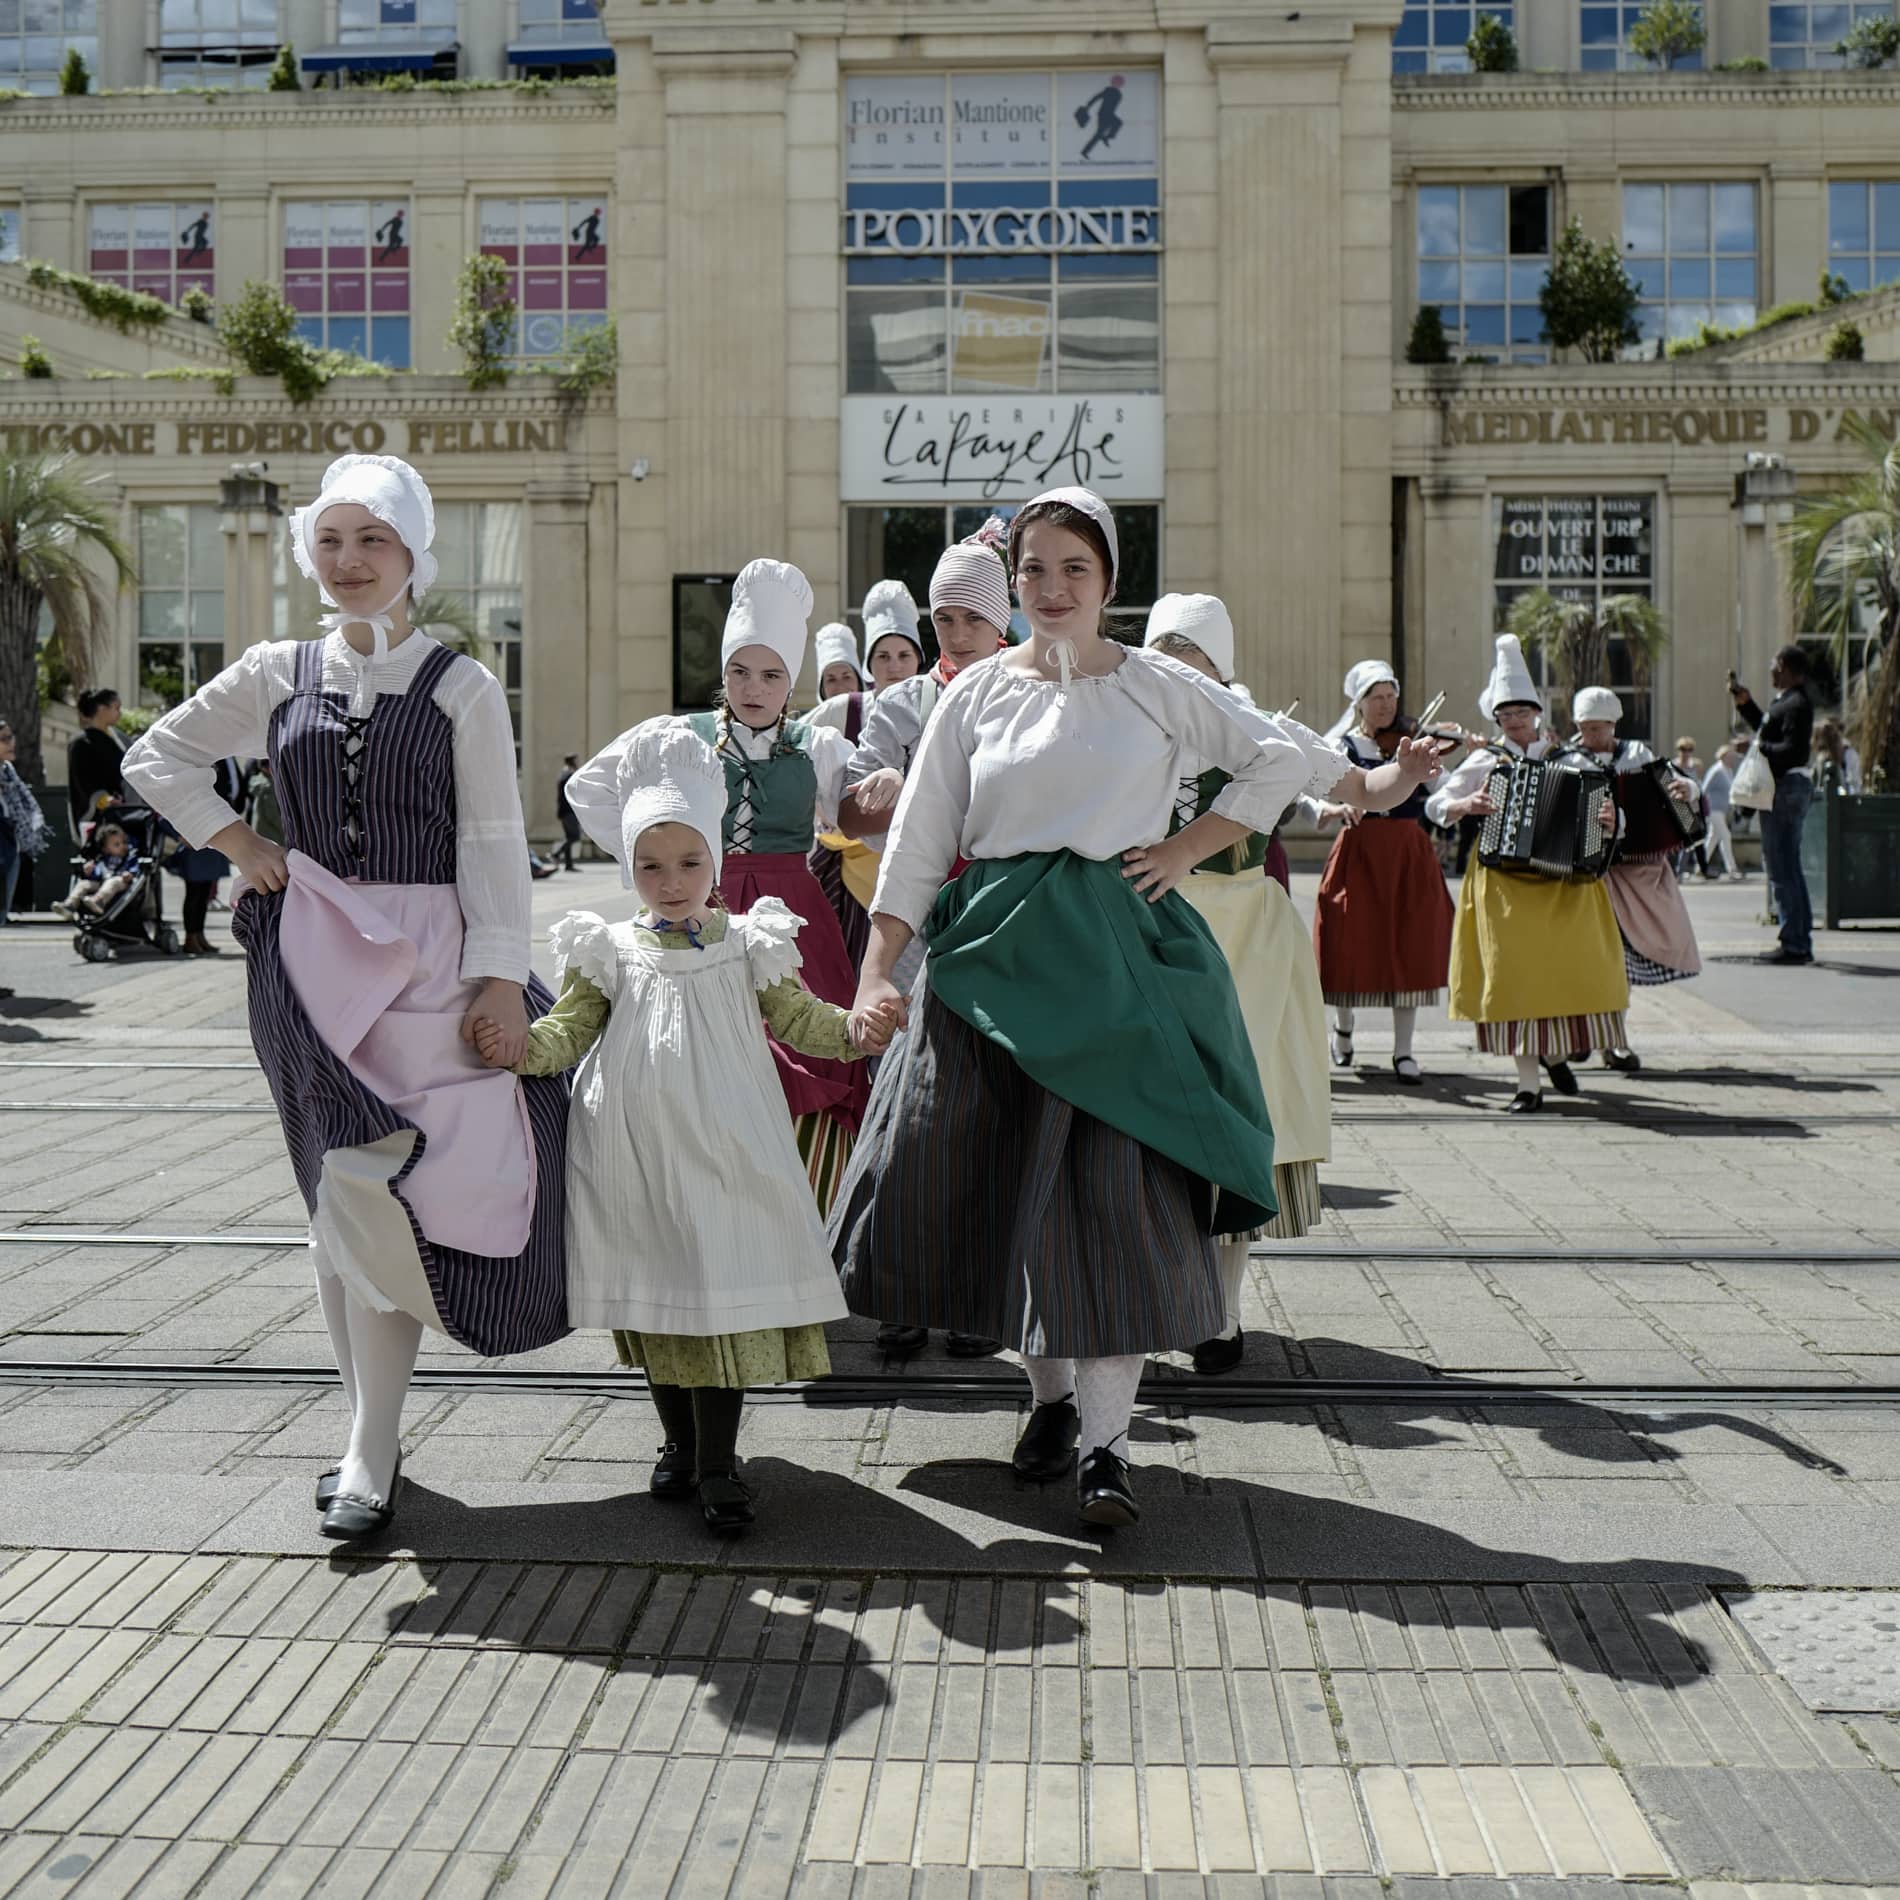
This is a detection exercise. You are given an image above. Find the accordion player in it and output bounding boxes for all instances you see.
[1614,757,1707,856]
[1476,751,1618,881]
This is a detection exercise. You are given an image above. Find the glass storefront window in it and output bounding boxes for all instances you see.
[283,200,412,367]
[137,503,225,710]
[89,202,217,308]
[479,197,610,361]
[432,501,526,748]
[1492,494,1657,739]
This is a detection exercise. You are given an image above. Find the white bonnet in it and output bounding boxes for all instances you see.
[1480,634,1544,720]
[721,558,815,681]
[861,580,924,661]
[617,721,730,885]
[813,623,866,685]
[289,454,438,608]
[1343,659,1398,706]
[1020,485,1119,590]
[1144,593,1235,681]
[1573,686,1624,723]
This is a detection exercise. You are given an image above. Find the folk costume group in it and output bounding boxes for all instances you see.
[126,456,1697,1543]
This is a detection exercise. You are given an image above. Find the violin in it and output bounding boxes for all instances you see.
[1368,691,1467,757]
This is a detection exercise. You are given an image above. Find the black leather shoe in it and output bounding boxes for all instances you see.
[698,1470,755,1535]
[1543,1059,1580,1097]
[320,1470,401,1541]
[1076,1448,1139,1528]
[944,1332,1003,1358]
[650,1441,697,1500]
[314,1466,341,1511]
[876,1322,929,1358]
[1604,1049,1642,1073]
[1762,947,1813,965]
[1191,1330,1245,1376]
[1505,1089,1542,1114]
[1391,1056,1423,1087]
[1012,1399,1080,1481]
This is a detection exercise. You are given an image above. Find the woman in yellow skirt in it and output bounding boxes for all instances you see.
[1424,636,1628,1114]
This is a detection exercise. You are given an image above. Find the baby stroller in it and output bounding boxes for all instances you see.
[65,806,180,963]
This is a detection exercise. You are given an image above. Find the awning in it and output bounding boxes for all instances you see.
[505,37,613,67]
[301,36,457,74]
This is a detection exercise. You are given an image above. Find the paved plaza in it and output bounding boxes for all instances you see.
[2,868,1899,1897]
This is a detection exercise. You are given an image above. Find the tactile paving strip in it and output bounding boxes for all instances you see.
[1724,1589,1900,1711]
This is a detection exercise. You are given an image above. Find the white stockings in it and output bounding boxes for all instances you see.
[313,1247,422,1503]
[1021,1352,1145,1460]
[1514,1051,1541,1094]
[1392,1006,1417,1062]
[1215,1236,1250,1340]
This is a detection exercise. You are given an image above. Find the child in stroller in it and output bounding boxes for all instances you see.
[56,809,181,961]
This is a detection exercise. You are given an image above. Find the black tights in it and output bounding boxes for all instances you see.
[181,881,213,934]
[648,1384,746,1478]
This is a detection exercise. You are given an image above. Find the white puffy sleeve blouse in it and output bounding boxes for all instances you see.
[871,647,1316,934]
[123,632,532,984]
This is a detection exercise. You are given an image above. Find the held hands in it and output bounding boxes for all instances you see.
[463,978,528,1070]
[851,767,905,820]
[848,997,904,1055]
[1120,834,1195,903]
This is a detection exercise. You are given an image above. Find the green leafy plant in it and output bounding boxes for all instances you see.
[18,335,51,379]
[412,591,490,667]
[1820,268,1853,307]
[1826,320,1867,362]
[1785,415,1900,786]
[143,365,238,397]
[215,279,383,403]
[180,286,214,324]
[1465,12,1520,72]
[1404,305,1454,365]
[1839,17,1900,67]
[1628,0,1706,67]
[266,42,300,90]
[554,317,618,399]
[82,368,129,381]
[448,253,518,392]
[1538,217,1642,362]
[23,260,171,333]
[57,47,88,94]
[1716,55,1771,71]
[1507,586,1669,721]
[0,451,137,783]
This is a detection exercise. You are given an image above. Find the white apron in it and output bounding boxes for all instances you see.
[554,903,851,1335]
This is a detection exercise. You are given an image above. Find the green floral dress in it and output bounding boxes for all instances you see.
[517,910,861,1389]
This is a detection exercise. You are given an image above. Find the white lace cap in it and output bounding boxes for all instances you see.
[618,722,729,884]
[289,454,439,609]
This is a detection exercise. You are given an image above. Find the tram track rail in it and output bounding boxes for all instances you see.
[0,1357,1894,1412]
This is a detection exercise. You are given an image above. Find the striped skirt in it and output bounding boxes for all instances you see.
[829,987,1224,1359]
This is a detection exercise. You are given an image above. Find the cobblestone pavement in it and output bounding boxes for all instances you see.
[2,871,1900,1896]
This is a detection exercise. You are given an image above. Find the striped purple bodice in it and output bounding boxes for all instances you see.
[269,636,460,885]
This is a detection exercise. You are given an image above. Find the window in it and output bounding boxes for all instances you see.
[0,0,95,92]
[1394,2,1515,75]
[1622,182,1756,346]
[512,0,610,72]
[1828,180,1900,294]
[844,503,1161,649]
[88,203,217,307]
[1492,495,1657,738]
[138,505,226,711]
[157,0,280,89]
[0,209,19,265]
[337,0,455,40]
[431,502,525,745]
[479,199,609,359]
[283,200,411,366]
[1580,1,1704,69]
[518,0,600,39]
[844,71,1161,398]
[1771,3,1894,67]
[1416,183,1550,364]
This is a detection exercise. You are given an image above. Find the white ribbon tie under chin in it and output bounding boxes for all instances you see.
[320,585,410,714]
[1049,637,1078,691]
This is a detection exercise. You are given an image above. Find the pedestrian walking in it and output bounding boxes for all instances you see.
[830,486,1315,1529]
[1731,646,1817,965]
[125,453,570,1543]
[477,723,896,1535]
[0,721,52,921]
[1700,743,1744,880]
[555,752,585,870]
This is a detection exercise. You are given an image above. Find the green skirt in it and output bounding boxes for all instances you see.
[926,850,1278,1234]
[612,1324,831,1389]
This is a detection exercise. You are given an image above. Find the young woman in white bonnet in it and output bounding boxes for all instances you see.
[1308,660,1458,1085]
[125,454,570,1541]
[1142,596,1443,1373]
[832,486,1317,1529]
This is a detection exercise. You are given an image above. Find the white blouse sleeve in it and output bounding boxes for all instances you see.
[848,677,927,783]
[438,658,533,985]
[122,643,285,847]
[1424,745,1498,829]
[870,675,978,935]
[807,723,853,831]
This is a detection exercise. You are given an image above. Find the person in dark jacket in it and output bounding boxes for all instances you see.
[555,752,583,871]
[66,689,126,838]
[169,757,246,955]
[1731,644,1817,965]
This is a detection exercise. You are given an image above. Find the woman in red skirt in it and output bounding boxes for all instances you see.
[1309,661,1456,1086]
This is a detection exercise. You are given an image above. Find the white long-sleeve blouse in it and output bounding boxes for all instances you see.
[122,632,532,984]
[1423,730,1558,829]
[871,646,1316,934]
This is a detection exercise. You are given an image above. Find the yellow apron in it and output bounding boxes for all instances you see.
[817,831,879,911]
[1449,862,1630,1025]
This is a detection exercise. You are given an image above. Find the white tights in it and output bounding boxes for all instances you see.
[1215,1236,1250,1339]
[1514,1051,1541,1094]
[1334,1003,1417,1060]
[1022,1352,1145,1462]
[313,1245,422,1503]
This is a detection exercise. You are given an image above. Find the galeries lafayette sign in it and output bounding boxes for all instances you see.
[842,395,1162,501]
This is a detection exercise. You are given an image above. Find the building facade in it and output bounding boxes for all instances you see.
[1,0,1897,829]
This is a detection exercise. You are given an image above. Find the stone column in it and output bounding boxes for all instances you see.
[409,189,467,375]
[282,0,326,67]
[1662,480,1736,746]
[1418,474,1490,722]
[218,469,283,668]
[214,188,273,310]
[524,478,594,832]
[1770,163,1825,309]
[1731,457,1799,710]
[97,4,147,89]
[1206,11,1394,717]
[22,190,75,271]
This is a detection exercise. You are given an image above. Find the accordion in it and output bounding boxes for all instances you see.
[1615,759,1707,856]
[1477,753,1616,882]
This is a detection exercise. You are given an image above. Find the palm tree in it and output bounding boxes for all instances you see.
[1785,413,1900,790]
[1506,586,1670,728]
[0,452,136,785]
[408,591,491,669]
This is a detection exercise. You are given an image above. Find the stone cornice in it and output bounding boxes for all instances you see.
[0,374,614,420]
[0,88,613,135]
[1393,363,1900,404]
[1394,69,1900,111]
